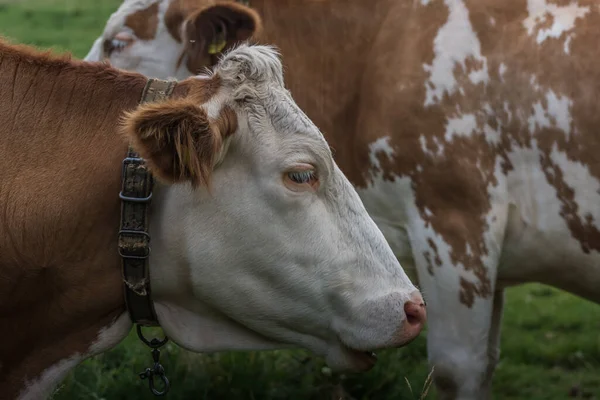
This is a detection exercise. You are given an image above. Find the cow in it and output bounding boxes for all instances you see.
[0,38,427,399]
[84,0,600,398]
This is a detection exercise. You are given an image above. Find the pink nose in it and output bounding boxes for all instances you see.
[397,292,427,345]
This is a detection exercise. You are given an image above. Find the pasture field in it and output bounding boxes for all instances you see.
[2,1,599,398]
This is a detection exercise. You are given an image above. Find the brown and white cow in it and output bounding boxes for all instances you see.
[86,0,600,398]
[0,38,426,399]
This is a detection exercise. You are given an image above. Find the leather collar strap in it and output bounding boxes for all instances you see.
[119,78,176,326]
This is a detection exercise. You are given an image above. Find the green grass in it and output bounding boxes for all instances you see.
[2,1,600,399]
[0,0,121,58]
[47,285,599,400]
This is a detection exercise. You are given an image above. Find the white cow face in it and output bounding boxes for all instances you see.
[122,45,425,372]
[85,0,260,81]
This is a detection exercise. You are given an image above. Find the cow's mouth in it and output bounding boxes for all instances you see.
[345,346,378,371]
[325,337,380,372]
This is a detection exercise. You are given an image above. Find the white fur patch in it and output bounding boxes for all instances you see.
[483,123,501,146]
[445,113,477,141]
[369,137,395,171]
[546,90,573,134]
[17,314,131,400]
[200,86,228,120]
[17,358,81,400]
[549,144,600,227]
[527,89,573,137]
[423,0,489,106]
[564,35,573,54]
[360,137,464,278]
[498,63,507,80]
[523,0,590,51]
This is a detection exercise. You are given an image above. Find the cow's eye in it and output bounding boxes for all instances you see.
[284,166,319,192]
[103,32,135,56]
[288,170,315,184]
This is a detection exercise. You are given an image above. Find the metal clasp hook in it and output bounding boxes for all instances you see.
[137,325,170,396]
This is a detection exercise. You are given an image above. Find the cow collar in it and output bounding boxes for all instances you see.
[118,78,176,396]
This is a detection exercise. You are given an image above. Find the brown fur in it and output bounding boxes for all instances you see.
[175,71,222,103]
[124,72,228,188]
[165,0,262,74]
[0,37,226,397]
[125,2,160,40]
[165,0,204,42]
[185,3,262,73]
[123,97,221,187]
[0,37,145,398]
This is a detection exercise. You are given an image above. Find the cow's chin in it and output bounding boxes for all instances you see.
[156,301,379,371]
[154,301,291,353]
[325,343,378,372]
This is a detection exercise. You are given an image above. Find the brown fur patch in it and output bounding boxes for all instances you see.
[184,3,262,74]
[122,99,218,187]
[164,0,200,43]
[125,2,160,40]
[213,104,238,141]
[0,38,147,397]
[174,73,222,102]
[122,74,231,188]
[164,1,262,74]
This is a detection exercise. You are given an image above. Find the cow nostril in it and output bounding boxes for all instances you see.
[404,300,426,326]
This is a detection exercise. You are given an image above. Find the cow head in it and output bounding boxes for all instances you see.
[120,44,425,372]
[86,0,260,80]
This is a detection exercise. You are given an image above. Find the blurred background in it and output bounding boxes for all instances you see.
[1,1,599,399]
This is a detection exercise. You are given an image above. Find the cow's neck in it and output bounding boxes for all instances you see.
[0,40,146,398]
[250,0,389,184]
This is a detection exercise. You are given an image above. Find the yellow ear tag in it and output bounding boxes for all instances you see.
[208,37,227,55]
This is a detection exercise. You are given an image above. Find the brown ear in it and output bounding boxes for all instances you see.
[121,99,224,188]
[182,2,262,74]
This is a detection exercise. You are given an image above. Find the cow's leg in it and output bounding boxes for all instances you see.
[420,273,497,400]
[407,271,504,400]
[409,212,505,400]
[481,289,504,395]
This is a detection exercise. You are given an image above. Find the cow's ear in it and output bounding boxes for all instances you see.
[121,99,225,188]
[183,2,262,74]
